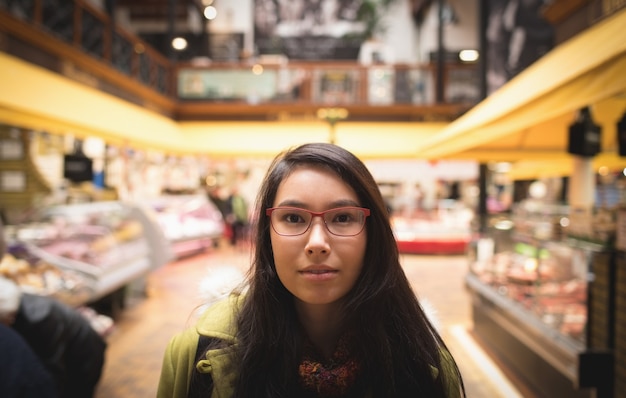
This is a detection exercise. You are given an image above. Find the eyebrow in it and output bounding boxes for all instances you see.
[274,199,361,208]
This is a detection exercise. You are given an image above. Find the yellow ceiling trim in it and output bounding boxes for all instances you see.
[0,52,187,150]
[178,121,446,158]
[506,153,626,180]
[440,149,569,162]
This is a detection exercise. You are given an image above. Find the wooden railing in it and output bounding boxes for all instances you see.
[174,61,479,121]
[7,0,173,95]
[0,0,175,114]
[0,0,480,121]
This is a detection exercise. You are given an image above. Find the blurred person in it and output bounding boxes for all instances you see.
[0,218,58,398]
[0,322,59,398]
[158,143,465,397]
[0,276,107,398]
[226,186,249,247]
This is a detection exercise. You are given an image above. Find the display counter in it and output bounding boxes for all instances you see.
[466,204,614,397]
[145,194,225,258]
[392,200,473,254]
[1,201,172,307]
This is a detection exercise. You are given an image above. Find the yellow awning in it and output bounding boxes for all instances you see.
[414,7,626,170]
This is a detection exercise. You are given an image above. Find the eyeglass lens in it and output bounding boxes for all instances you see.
[269,207,368,236]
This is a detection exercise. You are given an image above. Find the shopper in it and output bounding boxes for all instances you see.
[226,186,249,247]
[0,276,107,398]
[0,322,59,398]
[158,143,465,397]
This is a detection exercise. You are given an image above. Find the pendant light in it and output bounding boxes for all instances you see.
[567,106,601,157]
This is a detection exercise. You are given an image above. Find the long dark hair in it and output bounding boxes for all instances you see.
[232,143,465,397]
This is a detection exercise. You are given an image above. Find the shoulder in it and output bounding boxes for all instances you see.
[195,293,242,341]
[165,294,241,359]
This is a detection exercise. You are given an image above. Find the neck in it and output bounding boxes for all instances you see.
[295,301,344,359]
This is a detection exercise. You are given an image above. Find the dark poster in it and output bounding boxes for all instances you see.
[484,0,554,95]
[209,33,245,62]
[254,0,366,60]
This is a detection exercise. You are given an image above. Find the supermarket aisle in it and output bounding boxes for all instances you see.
[94,245,522,397]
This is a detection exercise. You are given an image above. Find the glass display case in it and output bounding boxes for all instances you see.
[146,194,225,258]
[2,201,171,307]
[469,237,589,344]
[392,199,473,254]
[465,202,610,398]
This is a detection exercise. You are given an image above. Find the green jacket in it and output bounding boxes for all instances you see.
[158,296,462,398]
[158,296,239,398]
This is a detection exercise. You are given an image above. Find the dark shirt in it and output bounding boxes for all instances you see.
[13,293,107,398]
[0,323,59,398]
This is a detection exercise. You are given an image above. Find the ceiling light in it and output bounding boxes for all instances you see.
[204,6,217,20]
[251,64,264,75]
[459,49,479,62]
[171,37,188,51]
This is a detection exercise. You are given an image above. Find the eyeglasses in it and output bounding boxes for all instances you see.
[266,207,370,237]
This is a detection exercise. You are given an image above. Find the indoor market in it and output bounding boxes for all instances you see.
[1,0,625,397]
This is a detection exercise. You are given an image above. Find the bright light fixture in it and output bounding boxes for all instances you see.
[171,37,188,50]
[204,6,217,20]
[251,64,264,75]
[459,49,479,62]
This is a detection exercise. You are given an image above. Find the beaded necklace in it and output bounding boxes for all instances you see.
[298,332,361,396]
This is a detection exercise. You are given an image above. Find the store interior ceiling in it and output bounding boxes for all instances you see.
[0,2,625,179]
[114,0,206,57]
[102,2,626,178]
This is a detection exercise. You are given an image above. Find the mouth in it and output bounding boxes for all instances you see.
[299,267,338,282]
[301,269,337,275]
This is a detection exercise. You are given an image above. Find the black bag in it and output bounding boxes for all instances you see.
[187,336,215,398]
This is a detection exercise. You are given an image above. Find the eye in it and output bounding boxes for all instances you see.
[282,211,307,224]
[330,210,357,224]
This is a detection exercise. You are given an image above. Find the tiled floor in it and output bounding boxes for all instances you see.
[94,244,523,397]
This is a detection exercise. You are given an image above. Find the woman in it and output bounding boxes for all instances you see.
[158,143,465,397]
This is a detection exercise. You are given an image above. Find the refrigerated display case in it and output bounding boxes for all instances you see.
[1,201,172,307]
[466,203,613,398]
[146,194,225,258]
[392,199,473,254]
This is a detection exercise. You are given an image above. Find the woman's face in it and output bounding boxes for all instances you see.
[269,166,367,309]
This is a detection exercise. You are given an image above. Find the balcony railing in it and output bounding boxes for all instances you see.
[0,0,172,97]
[0,0,480,121]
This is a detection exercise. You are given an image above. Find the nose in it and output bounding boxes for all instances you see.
[305,216,331,254]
